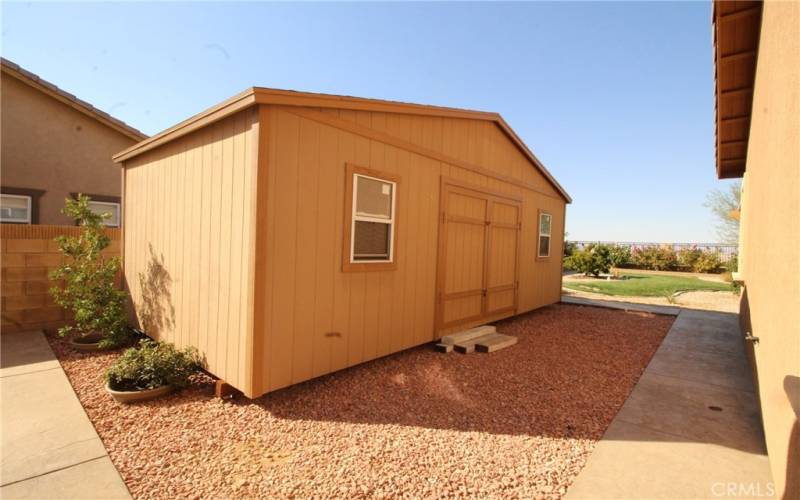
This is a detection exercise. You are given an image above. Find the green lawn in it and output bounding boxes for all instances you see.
[563,272,733,297]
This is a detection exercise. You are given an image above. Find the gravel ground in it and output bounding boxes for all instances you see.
[48,304,673,499]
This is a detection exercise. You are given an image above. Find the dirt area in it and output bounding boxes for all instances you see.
[561,287,739,313]
[48,304,673,499]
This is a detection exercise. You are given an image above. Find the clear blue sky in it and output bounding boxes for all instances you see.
[2,1,736,242]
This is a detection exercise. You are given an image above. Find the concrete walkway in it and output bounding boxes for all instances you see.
[561,295,681,316]
[0,331,130,499]
[566,304,775,499]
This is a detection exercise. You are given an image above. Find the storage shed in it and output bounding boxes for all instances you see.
[113,88,571,398]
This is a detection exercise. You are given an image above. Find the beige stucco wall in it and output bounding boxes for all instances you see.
[1,73,138,224]
[738,1,800,497]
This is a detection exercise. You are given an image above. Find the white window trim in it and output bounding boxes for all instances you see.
[1,194,32,224]
[350,173,396,264]
[538,212,552,258]
[88,201,121,227]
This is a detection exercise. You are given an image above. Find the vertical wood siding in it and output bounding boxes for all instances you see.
[254,105,565,395]
[123,109,258,392]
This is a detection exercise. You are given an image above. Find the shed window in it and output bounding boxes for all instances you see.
[351,174,395,262]
[538,212,552,258]
[343,164,401,272]
[88,201,121,227]
[1,194,32,224]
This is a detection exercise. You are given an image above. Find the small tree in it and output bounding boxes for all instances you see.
[50,195,130,348]
[704,181,741,244]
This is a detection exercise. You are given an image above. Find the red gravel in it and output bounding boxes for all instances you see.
[48,304,673,499]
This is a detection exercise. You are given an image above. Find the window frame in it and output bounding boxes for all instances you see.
[342,164,400,272]
[88,200,122,227]
[0,194,32,224]
[537,210,552,259]
[69,193,122,228]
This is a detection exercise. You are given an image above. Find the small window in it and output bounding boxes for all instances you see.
[1,194,32,224]
[343,164,400,272]
[351,174,395,262]
[538,212,552,258]
[88,201,121,227]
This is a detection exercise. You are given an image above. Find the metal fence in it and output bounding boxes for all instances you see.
[568,241,738,262]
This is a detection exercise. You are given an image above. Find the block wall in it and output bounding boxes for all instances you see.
[1,224,121,334]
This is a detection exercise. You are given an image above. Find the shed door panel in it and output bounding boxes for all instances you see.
[485,200,520,317]
[439,189,488,328]
[437,183,521,332]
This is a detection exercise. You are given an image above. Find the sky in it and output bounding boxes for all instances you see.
[2,1,737,243]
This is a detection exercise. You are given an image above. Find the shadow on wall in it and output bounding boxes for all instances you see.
[784,375,800,500]
[137,244,175,337]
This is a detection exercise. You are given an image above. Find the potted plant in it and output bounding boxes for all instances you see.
[49,195,131,351]
[105,339,199,403]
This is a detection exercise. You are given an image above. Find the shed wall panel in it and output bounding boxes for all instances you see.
[123,109,258,391]
[254,105,565,395]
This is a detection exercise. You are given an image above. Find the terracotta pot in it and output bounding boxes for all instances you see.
[105,383,173,403]
[69,332,105,352]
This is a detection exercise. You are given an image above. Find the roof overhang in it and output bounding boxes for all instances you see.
[113,87,571,203]
[712,0,763,179]
[1,58,148,142]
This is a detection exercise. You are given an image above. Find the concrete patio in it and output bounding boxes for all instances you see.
[0,331,130,499]
[566,304,775,499]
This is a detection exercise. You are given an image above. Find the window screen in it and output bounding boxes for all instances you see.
[1,195,32,223]
[351,173,395,262]
[538,212,552,258]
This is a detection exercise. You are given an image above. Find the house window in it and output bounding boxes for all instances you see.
[0,194,32,224]
[343,164,400,271]
[88,201,121,227]
[538,212,552,258]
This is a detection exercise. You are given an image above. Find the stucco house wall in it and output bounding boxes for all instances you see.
[1,60,145,225]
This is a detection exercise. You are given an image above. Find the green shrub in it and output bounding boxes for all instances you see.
[693,251,722,273]
[49,195,130,349]
[725,253,739,272]
[677,248,702,269]
[608,245,631,268]
[563,240,577,258]
[631,245,678,271]
[564,244,612,277]
[105,339,200,391]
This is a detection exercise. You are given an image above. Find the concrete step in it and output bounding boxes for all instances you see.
[474,333,517,353]
[440,325,496,346]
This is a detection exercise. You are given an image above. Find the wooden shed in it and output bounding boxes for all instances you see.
[113,88,571,398]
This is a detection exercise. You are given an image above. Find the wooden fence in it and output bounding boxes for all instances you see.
[1,224,121,334]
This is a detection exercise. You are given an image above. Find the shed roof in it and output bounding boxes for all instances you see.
[712,0,762,179]
[1,58,148,142]
[113,87,571,203]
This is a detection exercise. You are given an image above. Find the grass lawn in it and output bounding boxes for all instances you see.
[563,272,734,297]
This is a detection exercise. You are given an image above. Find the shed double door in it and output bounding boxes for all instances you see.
[436,181,521,332]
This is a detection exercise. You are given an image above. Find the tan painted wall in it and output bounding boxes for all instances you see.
[1,73,137,224]
[122,108,259,393]
[738,2,800,497]
[253,105,565,396]
[120,102,566,398]
[1,224,121,334]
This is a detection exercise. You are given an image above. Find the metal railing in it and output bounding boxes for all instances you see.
[568,241,738,262]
